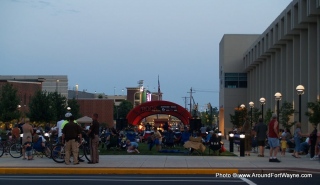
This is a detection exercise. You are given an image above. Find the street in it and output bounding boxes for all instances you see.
[0,174,319,185]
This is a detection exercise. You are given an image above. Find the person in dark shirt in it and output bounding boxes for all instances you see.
[87,113,100,164]
[255,118,268,157]
[62,116,82,165]
[23,136,33,160]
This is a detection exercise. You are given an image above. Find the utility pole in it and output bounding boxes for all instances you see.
[182,97,189,110]
[187,87,195,115]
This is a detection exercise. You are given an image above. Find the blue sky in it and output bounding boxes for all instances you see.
[0,0,292,111]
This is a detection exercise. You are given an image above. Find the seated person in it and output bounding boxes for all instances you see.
[106,128,119,149]
[180,129,190,145]
[205,131,213,144]
[285,128,295,148]
[33,130,46,151]
[209,133,221,153]
[126,140,140,153]
[299,137,310,155]
[163,129,175,147]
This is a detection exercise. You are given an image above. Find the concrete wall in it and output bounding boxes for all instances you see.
[243,0,320,133]
[219,34,260,135]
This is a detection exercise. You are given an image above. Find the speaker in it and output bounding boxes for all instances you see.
[189,119,201,131]
[116,119,128,130]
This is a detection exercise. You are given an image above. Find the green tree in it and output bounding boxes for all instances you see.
[114,100,133,119]
[279,101,295,129]
[264,108,273,125]
[248,107,261,126]
[230,106,247,129]
[0,83,21,122]
[28,91,67,123]
[28,91,53,122]
[67,98,81,119]
[305,100,320,127]
[49,92,67,121]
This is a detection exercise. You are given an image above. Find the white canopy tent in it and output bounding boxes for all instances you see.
[76,116,92,124]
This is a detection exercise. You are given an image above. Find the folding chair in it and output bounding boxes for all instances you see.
[208,136,221,155]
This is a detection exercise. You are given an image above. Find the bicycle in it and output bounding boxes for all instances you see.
[51,138,91,163]
[0,139,23,158]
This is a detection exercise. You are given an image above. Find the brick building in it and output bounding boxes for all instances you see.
[76,99,114,127]
[0,80,42,113]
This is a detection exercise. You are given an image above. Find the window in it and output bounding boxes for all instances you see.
[225,73,247,88]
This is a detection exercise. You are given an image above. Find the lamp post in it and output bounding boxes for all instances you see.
[296,85,305,122]
[218,131,222,142]
[75,84,79,99]
[240,132,245,157]
[229,132,234,152]
[249,101,254,127]
[274,92,282,122]
[259,97,266,121]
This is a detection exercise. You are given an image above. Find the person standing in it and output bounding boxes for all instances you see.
[268,113,280,162]
[23,136,33,160]
[153,127,162,151]
[22,118,33,160]
[255,118,268,157]
[11,124,21,142]
[309,125,318,160]
[62,116,82,165]
[56,115,65,143]
[241,121,252,156]
[87,113,100,164]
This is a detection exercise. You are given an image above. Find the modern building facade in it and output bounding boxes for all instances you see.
[0,75,68,97]
[220,0,320,134]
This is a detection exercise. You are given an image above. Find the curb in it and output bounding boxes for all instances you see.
[0,168,238,175]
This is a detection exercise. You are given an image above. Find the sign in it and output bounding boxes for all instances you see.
[140,105,177,113]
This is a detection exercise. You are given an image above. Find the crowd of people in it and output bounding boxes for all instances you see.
[0,112,101,165]
[232,113,320,163]
[2,114,319,164]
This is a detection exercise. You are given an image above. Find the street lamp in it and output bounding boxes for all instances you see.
[249,101,254,127]
[240,104,245,109]
[229,132,234,152]
[274,92,282,122]
[218,131,222,142]
[259,97,266,121]
[239,132,245,157]
[296,85,305,122]
[75,84,79,99]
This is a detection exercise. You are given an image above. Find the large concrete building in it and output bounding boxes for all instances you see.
[0,75,68,97]
[219,0,320,134]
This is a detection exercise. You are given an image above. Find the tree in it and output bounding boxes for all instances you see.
[230,106,247,129]
[49,92,67,121]
[67,98,81,119]
[279,101,295,129]
[114,100,133,119]
[0,83,21,122]
[305,100,320,127]
[264,108,273,125]
[28,91,67,123]
[28,91,53,122]
[248,107,261,125]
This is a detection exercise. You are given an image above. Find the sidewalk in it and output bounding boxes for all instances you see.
[0,139,319,175]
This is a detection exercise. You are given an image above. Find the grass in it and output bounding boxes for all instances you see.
[98,142,237,156]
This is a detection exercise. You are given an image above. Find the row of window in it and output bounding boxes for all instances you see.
[224,73,247,88]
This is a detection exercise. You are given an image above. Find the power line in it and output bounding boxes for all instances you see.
[193,88,219,93]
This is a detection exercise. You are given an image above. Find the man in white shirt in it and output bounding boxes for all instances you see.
[56,113,71,142]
